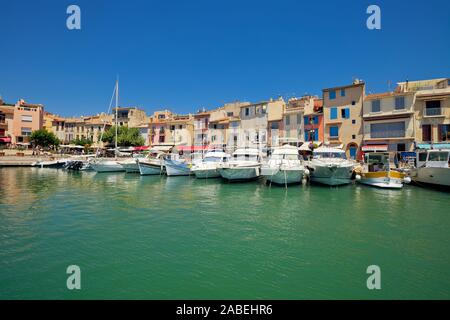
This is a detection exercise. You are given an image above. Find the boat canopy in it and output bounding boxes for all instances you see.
[362,144,388,152]
[314,146,345,154]
[233,148,260,156]
[417,143,450,150]
[151,145,174,152]
[272,145,299,155]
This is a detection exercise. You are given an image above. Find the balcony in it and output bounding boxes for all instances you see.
[424,107,443,117]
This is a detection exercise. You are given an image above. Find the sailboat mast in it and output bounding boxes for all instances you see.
[115,79,118,150]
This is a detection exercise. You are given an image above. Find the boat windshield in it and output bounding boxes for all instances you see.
[233,154,259,161]
[204,157,223,163]
[428,151,449,162]
[366,154,390,172]
[313,152,347,160]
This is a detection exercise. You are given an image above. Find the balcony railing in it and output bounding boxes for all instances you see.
[425,107,443,116]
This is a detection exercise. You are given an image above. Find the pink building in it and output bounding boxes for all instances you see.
[12,99,44,145]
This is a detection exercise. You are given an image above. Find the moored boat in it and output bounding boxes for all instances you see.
[261,145,308,185]
[355,152,410,189]
[218,148,262,182]
[308,147,354,186]
[411,148,450,189]
[191,149,230,179]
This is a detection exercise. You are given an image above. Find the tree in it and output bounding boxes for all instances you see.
[70,137,93,147]
[30,129,60,148]
[102,125,145,147]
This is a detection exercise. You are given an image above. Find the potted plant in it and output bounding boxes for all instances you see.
[16,146,26,157]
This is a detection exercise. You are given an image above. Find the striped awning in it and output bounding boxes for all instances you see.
[362,144,388,152]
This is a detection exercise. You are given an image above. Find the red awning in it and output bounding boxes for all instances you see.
[362,144,388,152]
[177,145,209,152]
[133,146,150,151]
[0,137,11,143]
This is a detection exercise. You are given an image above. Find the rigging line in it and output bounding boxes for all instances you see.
[96,83,117,158]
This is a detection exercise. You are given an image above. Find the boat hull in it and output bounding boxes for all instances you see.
[219,166,260,181]
[138,161,164,175]
[91,161,125,173]
[412,167,450,188]
[309,164,353,186]
[165,160,191,176]
[261,167,304,185]
[120,162,140,173]
[192,168,221,179]
[358,171,405,189]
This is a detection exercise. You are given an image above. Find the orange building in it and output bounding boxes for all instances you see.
[303,98,324,144]
[12,99,44,145]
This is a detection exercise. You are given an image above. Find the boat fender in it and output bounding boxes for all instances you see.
[304,168,310,177]
[404,176,411,184]
[355,174,361,181]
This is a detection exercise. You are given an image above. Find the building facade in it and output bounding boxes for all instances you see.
[0,100,15,145]
[303,98,324,144]
[113,107,147,127]
[323,80,365,160]
[396,78,450,145]
[12,99,44,145]
[363,92,416,155]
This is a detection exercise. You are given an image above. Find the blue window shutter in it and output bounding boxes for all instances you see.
[329,91,336,100]
[304,116,309,125]
[340,89,345,97]
[313,116,318,124]
[345,108,350,118]
[314,129,318,141]
[330,107,337,120]
[304,132,308,141]
[330,126,339,137]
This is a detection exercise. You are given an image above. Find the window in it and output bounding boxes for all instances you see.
[330,107,338,120]
[352,134,356,139]
[352,119,356,124]
[304,117,309,125]
[429,152,449,162]
[422,125,432,142]
[21,127,32,136]
[329,91,336,100]
[438,124,450,141]
[245,108,250,116]
[395,96,405,110]
[370,122,405,138]
[371,100,381,112]
[340,89,346,97]
[351,101,356,106]
[21,115,33,122]
[285,115,290,126]
[227,112,233,117]
[297,113,302,125]
[270,122,279,130]
[170,125,175,131]
[179,125,183,129]
[329,126,339,137]
[313,116,319,125]
[425,100,442,116]
[341,108,350,119]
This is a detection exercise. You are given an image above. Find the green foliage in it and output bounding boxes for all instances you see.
[30,129,60,148]
[70,137,93,147]
[102,125,145,147]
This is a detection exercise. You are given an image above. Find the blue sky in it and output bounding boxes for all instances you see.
[1,0,449,116]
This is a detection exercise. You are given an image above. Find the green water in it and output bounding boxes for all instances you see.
[0,168,449,299]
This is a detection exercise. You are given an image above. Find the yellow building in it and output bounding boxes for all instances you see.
[363,91,416,155]
[396,78,450,144]
[323,80,365,160]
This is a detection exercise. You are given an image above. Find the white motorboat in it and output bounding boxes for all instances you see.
[191,149,230,179]
[218,148,262,181]
[412,149,450,188]
[261,145,308,185]
[355,152,410,189]
[90,158,125,172]
[308,147,354,186]
[118,154,146,173]
[137,151,166,175]
[164,153,192,176]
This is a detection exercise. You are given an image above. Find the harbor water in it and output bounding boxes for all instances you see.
[0,167,449,299]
